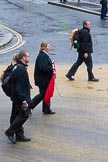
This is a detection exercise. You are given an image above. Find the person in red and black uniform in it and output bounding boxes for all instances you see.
[31,42,55,115]
[66,20,99,82]
[5,50,32,144]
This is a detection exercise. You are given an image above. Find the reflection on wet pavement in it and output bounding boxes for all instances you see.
[0,64,108,161]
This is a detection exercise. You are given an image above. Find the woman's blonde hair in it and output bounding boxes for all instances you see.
[12,53,18,62]
[39,42,48,52]
[11,50,27,63]
[0,51,27,82]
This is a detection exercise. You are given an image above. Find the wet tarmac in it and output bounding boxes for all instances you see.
[48,0,102,16]
[0,0,108,161]
[0,0,108,64]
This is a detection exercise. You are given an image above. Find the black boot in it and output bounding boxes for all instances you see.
[63,0,68,2]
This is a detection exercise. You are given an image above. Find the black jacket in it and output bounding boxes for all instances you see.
[79,27,93,54]
[34,51,53,88]
[10,60,31,104]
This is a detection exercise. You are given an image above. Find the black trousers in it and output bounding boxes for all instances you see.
[60,0,67,2]
[67,52,94,80]
[31,87,51,113]
[101,1,107,18]
[7,102,29,137]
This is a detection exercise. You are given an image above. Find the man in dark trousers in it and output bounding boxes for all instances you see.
[100,0,108,20]
[66,20,99,82]
[5,50,32,144]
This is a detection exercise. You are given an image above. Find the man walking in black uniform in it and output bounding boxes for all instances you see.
[66,20,99,82]
[5,50,32,144]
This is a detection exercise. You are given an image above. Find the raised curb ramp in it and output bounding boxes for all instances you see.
[48,0,108,17]
[0,24,24,54]
[0,28,13,48]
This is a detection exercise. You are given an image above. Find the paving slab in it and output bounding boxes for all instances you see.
[0,64,108,162]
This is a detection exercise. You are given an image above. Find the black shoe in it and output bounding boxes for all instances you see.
[88,78,99,82]
[65,74,74,81]
[5,131,16,144]
[101,17,108,20]
[16,136,31,142]
[63,0,68,2]
[43,111,56,115]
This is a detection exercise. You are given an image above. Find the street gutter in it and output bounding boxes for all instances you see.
[48,1,108,17]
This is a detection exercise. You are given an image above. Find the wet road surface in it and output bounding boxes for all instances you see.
[0,0,108,64]
[0,64,108,161]
[0,0,108,161]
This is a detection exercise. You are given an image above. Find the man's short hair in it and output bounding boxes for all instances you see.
[18,50,27,60]
[83,20,89,27]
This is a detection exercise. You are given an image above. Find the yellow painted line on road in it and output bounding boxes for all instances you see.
[0,24,25,54]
